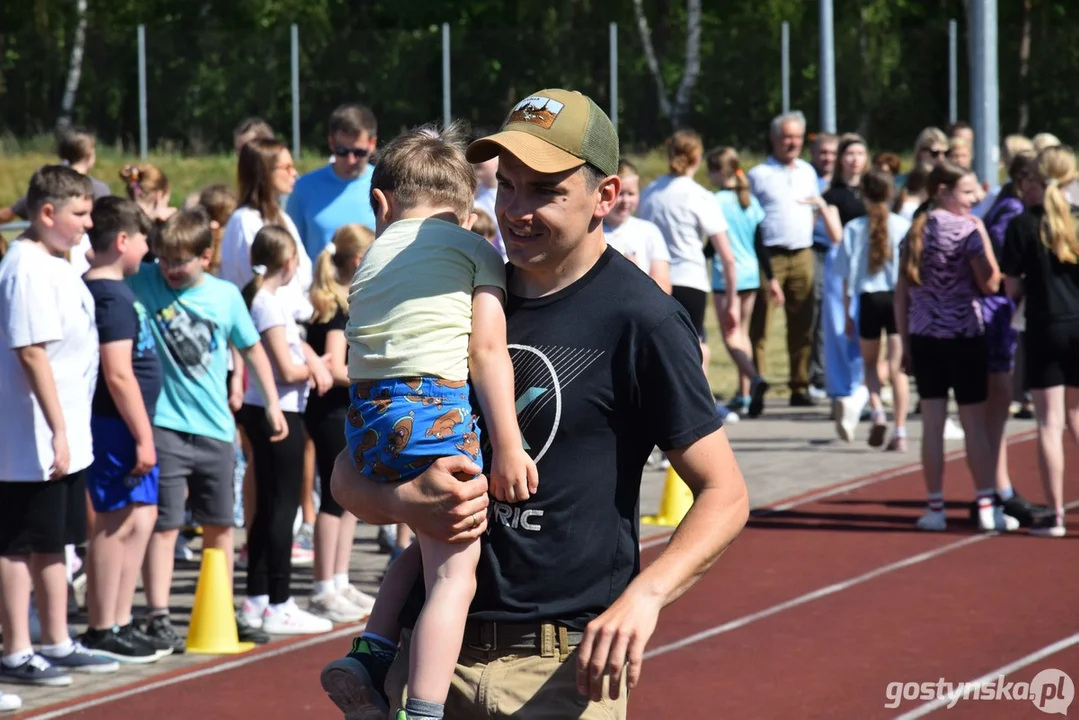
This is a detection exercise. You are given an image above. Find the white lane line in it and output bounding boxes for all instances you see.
[892,631,1079,719]
[644,495,1077,662]
[25,623,365,719]
[639,428,1037,551]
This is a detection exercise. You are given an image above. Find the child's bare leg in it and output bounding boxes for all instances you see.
[117,505,157,625]
[364,542,421,644]
[407,533,480,711]
[87,507,132,630]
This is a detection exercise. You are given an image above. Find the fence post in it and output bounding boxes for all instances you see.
[819,0,837,133]
[609,23,619,129]
[970,0,999,186]
[137,24,148,159]
[291,24,300,159]
[781,21,790,114]
[948,19,958,125]
[442,23,451,127]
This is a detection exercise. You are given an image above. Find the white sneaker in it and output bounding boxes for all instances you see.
[239,598,266,630]
[262,598,333,635]
[338,585,377,616]
[944,417,965,440]
[978,505,1020,532]
[0,690,22,712]
[916,509,948,531]
[308,591,367,624]
[836,387,868,442]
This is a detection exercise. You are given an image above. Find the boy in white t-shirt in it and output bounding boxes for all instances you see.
[0,166,119,688]
[321,124,536,720]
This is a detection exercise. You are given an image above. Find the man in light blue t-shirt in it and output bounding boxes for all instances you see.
[286,104,378,260]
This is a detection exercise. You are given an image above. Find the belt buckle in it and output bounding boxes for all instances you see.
[469,622,497,652]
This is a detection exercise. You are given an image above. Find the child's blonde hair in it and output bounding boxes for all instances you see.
[120,163,170,200]
[1036,145,1079,265]
[156,207,213,261]
[196,184,238,275]
[706,146,751,209]
[666,130,703,176]
[310,224,375,323]
[242,225,296,309]
[370,122,476,224]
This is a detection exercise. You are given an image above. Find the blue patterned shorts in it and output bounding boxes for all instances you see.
[345,377,482,483]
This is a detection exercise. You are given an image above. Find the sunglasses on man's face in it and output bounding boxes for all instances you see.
[925,148,947,158]
[333,146,370,159]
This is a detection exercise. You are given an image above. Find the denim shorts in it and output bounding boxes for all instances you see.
[345,377,482,483]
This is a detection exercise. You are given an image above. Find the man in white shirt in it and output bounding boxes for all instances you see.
[748,111,833,406]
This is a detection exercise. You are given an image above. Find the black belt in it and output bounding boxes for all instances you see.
[463,620,583,661]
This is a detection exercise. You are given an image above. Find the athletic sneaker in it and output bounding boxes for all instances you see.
[977,504,1020,532]
[235,610,270,644]
[0,654,72,687]
[143,614,186,654]
[748,376,770,418]
[119,622,174,659]
[916,508,948,532]
[309,591,368,624]
[0,690,21,713]
[263,598,334,635]
[1030,512,1066,538]
[79,626,158,664]
[42,643,119,673]
[321,636,396,720]
[339,585,377,616]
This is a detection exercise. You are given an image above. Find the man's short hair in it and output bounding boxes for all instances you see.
[812,132,838,149]
[947,121,973,137]
[328,104,378,138]
[234,117,273,141]
[56,127,97,165]
[770,111,807,137]
[155,206,213,260]
[88,196,153,253]
[370,122,476,223]
[26,165,93,215]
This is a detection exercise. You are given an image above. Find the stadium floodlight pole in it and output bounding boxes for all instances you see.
[970,0,1000,187]
[442,23,451,127]
[610,22,619,130]
[819,0,836,133]
[781,21,790,114]
[291,24,300,159]
[948,19,958,126]
[137,25,148,160]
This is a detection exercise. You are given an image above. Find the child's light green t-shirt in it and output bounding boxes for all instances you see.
[346,217,507,382]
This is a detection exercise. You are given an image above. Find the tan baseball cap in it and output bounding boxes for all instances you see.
[466,89,619,177]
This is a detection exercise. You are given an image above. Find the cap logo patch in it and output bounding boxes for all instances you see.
[508,96,565,130]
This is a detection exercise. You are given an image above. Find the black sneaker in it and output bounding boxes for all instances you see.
[79,626,159,665]
[236,611,270,645]
[1001,492,1052,528]
[119,622,173,659]
[789,391,817,407]
[143,614,186,654]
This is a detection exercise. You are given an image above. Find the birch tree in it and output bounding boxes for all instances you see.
[632,0,701,130]
[57,0,88,130]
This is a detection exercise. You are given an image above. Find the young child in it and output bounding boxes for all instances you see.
[127,208,288,652]
[235,225,334,635]
[894,161,1016,533]
[834,168,911,451]
[320,124,537,720]
[0,166,118,688]
[79,196,173,663]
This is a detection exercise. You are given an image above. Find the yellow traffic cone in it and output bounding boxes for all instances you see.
[185,547,255,655]
[642,466,695,527]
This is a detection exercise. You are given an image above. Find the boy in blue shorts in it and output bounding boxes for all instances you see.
[80,197,173,663]
[128,208,287,652]
[321,124,536,720]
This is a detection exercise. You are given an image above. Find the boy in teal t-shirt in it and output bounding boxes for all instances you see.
[127,207,286,652]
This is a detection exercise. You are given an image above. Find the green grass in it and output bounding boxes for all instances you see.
[0,140,787,395]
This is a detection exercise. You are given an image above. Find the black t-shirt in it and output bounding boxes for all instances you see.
[401,247,724,630]
[823,182,866,227]
[1001,205,1079,329]
[304,307,350,418]
[85,278,163,418]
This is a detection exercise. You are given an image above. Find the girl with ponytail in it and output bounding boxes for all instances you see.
[834,168,911,451]
[894,160,1013,534]
[1000,145,1079,537]
[303,224,379,620]
[238,225,335,634]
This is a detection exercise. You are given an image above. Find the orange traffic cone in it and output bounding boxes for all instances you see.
[185,547,255,655]
[642,466,694,527]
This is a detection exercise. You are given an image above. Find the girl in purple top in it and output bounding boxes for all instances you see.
[895,161,1016,533]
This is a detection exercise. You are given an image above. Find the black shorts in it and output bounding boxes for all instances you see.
[0,471,86,556]
[909,335,989,405]
[1025,323,1079,389]
[858,291,897,340]
[672,286,707,340]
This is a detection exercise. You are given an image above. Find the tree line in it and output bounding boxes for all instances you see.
[1,0,1076,156]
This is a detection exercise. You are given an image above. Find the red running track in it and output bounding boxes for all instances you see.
[24,436,1077,719]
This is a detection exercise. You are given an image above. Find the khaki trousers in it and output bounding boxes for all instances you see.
[750,246,816,391]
